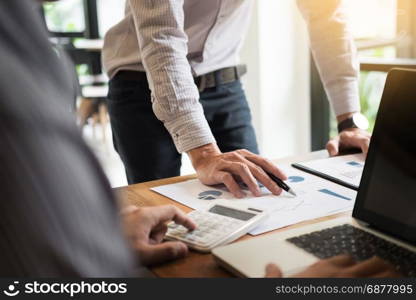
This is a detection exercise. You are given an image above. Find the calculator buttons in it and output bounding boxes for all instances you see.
[166,208,265,251]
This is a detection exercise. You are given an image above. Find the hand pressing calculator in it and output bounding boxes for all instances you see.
[166,201,267,253]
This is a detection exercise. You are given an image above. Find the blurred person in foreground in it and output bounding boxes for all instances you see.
[0,0,399,278]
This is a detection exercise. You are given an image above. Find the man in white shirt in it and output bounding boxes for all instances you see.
[103,0,371,198]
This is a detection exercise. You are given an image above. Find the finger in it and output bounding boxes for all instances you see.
[237,151,288,196]
[223,161,261,197]
[215,171,245,198]
[358,136,370,155]
[346,256,395,277]
[343,133,368,150]
[265,264,283,278]
[326,138,339,157]
[138,241,188,266]
[245,162,282,196]
[240,150,288,180]
[152,205,197,231]
[324,254,356,267]
[338,131,370,153]
[150,223,168,244]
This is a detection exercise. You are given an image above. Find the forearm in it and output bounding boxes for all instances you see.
[129,0,215,153]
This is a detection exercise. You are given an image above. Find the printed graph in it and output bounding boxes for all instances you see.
[318,189,352,201]
[198,190,222,200]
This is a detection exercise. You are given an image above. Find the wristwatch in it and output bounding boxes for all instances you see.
[337,113,369,133]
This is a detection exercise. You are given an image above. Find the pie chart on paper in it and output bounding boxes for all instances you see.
[198,190,223,200]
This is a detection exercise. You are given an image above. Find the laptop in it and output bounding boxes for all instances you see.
[212,69,416,277]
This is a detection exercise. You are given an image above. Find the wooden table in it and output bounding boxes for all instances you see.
[116,150,351,277]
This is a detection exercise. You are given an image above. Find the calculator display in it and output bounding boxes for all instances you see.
[208,205,256,221]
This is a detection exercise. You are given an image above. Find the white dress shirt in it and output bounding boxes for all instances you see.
[102,0,360,153]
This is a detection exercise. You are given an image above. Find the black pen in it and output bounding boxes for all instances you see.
[265,171,297,197]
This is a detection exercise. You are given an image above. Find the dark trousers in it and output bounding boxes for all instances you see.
[107,71,259,184]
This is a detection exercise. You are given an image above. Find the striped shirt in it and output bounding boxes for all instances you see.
[103,0,360,153]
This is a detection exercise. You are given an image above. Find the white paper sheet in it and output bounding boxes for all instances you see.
[151,165,356,235]
[294,154,365,189]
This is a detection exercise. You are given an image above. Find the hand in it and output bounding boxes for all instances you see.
[188,144,287,198]
[326,128,371,156]
[121,205,197,266]
[265,255,401,278]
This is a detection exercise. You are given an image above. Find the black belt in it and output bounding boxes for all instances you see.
[115,65,247,93]
[194,65,247,92]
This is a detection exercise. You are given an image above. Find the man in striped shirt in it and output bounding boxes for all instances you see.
[103,0,371,198]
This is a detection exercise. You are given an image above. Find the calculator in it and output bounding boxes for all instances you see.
[166,201,268,253]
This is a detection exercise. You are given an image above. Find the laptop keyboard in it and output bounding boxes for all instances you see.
[287,224,416,277]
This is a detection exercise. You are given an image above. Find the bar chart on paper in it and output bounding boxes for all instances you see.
[151,165,357,235]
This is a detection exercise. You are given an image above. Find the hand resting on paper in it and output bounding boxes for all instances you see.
[189,144,288,199]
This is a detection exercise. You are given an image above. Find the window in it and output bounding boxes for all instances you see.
[97,0,126,37]
[43,0,85,35]
[312,0,416,149]
[43,0,125,38]
[42,0,126,77]
[347,0,397,42]
[331,0,398,134]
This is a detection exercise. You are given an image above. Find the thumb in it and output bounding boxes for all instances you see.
[326,138,339,157]
[265,263,283,278]
[139,241,188,266]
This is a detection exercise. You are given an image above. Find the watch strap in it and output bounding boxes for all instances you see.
[337,117,358,133]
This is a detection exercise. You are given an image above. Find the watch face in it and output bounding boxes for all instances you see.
[353,113,370,130]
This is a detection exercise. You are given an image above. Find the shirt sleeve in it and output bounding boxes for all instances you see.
[297,0,361,116]
[0,0,143,277]
[128,0,215,153]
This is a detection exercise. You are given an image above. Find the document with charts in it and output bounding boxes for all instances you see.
[151,165,357,235]
[292,154,365,191]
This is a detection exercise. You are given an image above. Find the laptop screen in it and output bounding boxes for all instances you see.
[353,69,416,244]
